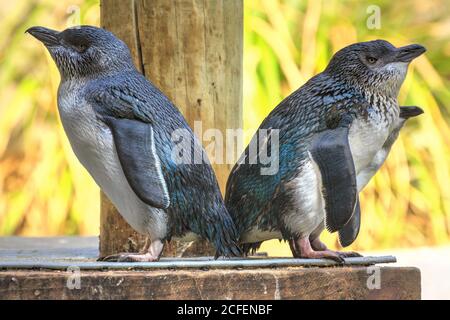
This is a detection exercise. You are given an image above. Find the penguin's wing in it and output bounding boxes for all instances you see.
[338,197,360,247]
[309,115,357,233]
[101,115,170,209]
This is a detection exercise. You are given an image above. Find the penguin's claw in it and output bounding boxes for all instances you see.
[309,237,363,259]
[290,237,363,264]
[301,250,345,264]
[337,251,362,258]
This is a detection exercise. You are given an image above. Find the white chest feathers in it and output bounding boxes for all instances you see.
[57,81,168,238]
[348,115,393,175]
[57,83,113,177]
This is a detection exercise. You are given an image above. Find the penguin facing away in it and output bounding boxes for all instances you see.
[225,40,425,261]
[27,25,241,261]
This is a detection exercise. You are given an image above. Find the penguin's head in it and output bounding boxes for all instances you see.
[325,39,426,97]
[26,25,135,80]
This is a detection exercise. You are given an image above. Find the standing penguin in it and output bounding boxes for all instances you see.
[27,25,240,261]
[226,40,425,261]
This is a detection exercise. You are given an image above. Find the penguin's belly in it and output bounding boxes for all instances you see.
[348,118,390,175]
[58,95,167,238]
[283,159,325,238]
[240,160,325,243]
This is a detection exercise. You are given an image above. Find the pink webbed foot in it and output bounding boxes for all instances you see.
[98,239,164,262]
[310,237,362,258]
[289,237,362,263]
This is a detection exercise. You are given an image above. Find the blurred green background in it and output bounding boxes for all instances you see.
[1,0,449,256]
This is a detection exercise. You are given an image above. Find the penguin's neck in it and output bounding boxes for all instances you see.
[361,89,399,126]
[59,66,132,84]
[339,77,400,127]
[326,72,400,126]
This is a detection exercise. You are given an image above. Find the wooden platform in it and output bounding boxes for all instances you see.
[0,237,421,299]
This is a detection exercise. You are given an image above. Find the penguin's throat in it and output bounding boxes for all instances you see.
[363,90,399,126]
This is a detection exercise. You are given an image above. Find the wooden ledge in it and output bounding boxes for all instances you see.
[0,267,420,300]
[0,237,421,299]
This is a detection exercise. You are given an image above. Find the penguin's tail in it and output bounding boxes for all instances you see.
[241,242,263,256]
[208,204,242,259]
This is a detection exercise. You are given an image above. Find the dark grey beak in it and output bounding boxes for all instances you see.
[399,106,424,119]
[395,44,426,63]
[26,26,60,47]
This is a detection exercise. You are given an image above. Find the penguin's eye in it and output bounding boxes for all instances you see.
[74,44,87,53]
[367,56,378,64]
[60,30,89,53]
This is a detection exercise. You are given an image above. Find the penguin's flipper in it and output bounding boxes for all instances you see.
[102,116,170,209]
[310,119,357,233]
[338,197,361,247]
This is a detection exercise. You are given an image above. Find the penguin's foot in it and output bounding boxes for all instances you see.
[290,237,359,263]
[311,237,362,258]
[99,252,160,262]
[98,239,164,262]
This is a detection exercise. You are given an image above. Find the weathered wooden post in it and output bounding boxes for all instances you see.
[99,0,243,257]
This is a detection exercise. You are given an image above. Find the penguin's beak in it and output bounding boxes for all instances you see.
[395,44,426,62]
[26,26,60,47]
[400,106,424,119]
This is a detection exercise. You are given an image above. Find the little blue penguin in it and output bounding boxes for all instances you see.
[27,25,241,261]
[225,40,425,261]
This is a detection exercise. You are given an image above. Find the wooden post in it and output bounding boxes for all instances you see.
[99,0,243,257]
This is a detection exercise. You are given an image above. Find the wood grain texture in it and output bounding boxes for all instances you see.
[0,267,420,300]
[100,0,144,73]
[136,0,243,189]
[99,0,243,257]
[99,0,147,257]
